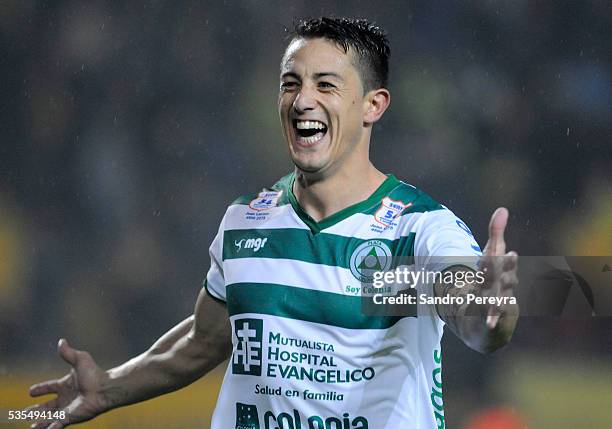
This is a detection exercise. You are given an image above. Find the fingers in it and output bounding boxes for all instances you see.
[58,339,79,367]
[486,290,520,330]
[31,420,56,429]
[484,207,508,256]
[28,405,70,429]
[29,341,75,399]
[485,250,518,329]
[28,409,63,429]
[30,421,64,429]
[486,312,500,330]
[30,379,61,397]
[24,399,59,414]
[501,269,519,291]
[503,250,518,272]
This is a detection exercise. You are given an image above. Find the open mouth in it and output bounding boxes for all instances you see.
[292,119,328,145]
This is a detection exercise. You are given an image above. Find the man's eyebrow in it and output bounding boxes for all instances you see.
[281,72,300,80]
[280,71,344,81]
[313,72,344,81]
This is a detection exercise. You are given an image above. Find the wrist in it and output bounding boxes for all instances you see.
[97,370,126,413]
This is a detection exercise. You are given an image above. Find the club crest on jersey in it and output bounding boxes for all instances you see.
[350,240,392,283]
[375,197,409,227]
[370,197,411,233]
[248,191,283,211]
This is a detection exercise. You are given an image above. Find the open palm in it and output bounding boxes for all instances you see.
[27,339,108,429]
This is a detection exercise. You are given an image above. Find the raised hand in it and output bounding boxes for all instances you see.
[27,339,109,429]
[481,207,519,329]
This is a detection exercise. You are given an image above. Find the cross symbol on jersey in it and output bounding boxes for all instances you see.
[234,323,261,371]
[232,318,263,376]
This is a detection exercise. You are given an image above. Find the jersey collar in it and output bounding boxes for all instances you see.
[286,172,400,234]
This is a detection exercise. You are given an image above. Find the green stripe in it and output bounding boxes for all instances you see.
[223,228,415,268]
[227,283,413,329]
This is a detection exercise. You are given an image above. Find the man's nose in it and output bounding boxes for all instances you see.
[292,85,317,113]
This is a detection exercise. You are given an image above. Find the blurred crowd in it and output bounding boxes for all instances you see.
[0,0,610,381]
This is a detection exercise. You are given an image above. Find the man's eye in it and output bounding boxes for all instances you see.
[281,82,298,90]
[318,82,335,89]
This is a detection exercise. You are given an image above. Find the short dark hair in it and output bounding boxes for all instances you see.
[291,17,390,92]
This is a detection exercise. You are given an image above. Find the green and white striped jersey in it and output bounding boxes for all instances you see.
[205,172,481,429]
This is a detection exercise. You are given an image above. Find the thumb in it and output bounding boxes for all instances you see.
[485,207,508,256]
[58,338,78,367]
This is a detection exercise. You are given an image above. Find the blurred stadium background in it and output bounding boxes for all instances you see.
[1,0,611,427]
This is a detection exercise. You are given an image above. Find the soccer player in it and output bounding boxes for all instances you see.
[27,17,518,429]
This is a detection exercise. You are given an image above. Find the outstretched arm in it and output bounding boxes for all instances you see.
[434,207,519,353]
[28,289,231,429]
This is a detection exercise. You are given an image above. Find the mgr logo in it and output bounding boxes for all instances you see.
[349,240,392,283]
[232,318,263,376]
[235,237,268,252]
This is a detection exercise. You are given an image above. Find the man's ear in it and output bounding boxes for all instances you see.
[363,88,391,124]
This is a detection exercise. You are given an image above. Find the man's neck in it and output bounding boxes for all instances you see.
[293,163,387,222]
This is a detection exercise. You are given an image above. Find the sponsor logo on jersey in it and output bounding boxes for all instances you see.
[431,348,444,428]
[235,237,268,252]
[236,402,260,429]
[264,409,369,429]
[374,197,410,227]
[349,240,392,283]
[233,318,263,376]
[249,191,283,211]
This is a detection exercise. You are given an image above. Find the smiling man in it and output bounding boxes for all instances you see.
[27,17,518,429]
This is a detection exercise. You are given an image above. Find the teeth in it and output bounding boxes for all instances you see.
[296,120,326,130]
[300,133,324,144]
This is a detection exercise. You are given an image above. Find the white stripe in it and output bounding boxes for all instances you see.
[224,204,308,231]
[323,211,426,240]
[206,283,225,301]
[206,262,226,300]
[224,257,361,295]
[229,312,424,338]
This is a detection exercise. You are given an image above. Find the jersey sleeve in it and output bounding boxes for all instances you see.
[412,209,482,320]
[413,208,482,270]
[203,212,227,302]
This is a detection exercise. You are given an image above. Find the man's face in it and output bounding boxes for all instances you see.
[279,38,367,176]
